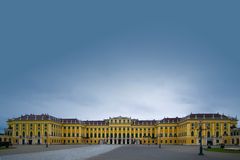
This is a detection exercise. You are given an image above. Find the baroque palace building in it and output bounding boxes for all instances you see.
[2,113,239,146]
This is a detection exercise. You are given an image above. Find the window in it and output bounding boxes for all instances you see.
[16,131,18,136]
[216,131,219,138]
[191,140,194,144]
[224,131,227,136]
[191,131,194,137]
[207,131,210,138]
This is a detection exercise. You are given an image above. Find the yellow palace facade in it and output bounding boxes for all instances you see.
[5,113,239,146]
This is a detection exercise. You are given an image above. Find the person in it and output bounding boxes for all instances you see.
[46,143,48,148]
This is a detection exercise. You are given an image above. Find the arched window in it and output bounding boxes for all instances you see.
[45,131,47,136]
[191,131,194,137]
[38,132,40,137]
[30,132,33,137]
[16,131,18,136]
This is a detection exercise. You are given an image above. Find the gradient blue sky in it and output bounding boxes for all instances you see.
[0,0,240,132]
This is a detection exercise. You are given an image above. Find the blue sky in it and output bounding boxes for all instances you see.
[0,0,240,132]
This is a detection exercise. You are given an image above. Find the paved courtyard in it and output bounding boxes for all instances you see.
[0,145,239,160]
[88,145,240,160]
[0,145,121,160]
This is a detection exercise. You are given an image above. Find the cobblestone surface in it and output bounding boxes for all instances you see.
[0,145,121,160]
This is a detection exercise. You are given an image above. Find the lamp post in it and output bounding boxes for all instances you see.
[198,121,204,156]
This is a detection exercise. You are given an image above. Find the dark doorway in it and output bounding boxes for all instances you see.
[29,140,32,145]
[38,139,40,144]
[22,139,25,145]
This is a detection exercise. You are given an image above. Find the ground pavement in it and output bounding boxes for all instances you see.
[1,144,240,160]
[87,145,240,160]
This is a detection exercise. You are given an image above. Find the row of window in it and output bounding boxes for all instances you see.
[16,131,47,137]
[86,127,155,131]
[84,133,156,138]
[191,131,228,137]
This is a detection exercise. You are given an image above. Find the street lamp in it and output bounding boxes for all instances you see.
[198,121,204,156]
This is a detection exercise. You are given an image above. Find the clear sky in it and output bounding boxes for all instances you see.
[0,0,240,132]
